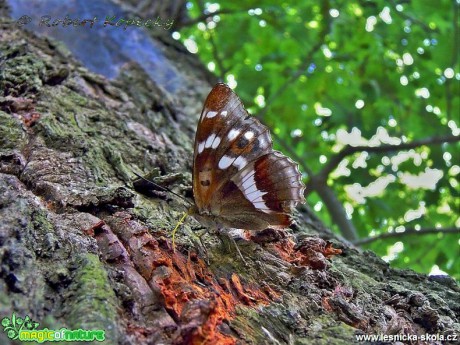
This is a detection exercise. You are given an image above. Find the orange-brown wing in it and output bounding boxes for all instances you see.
[193,83,305,230]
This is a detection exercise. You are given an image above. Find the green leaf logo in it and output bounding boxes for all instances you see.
[1,313,39,340]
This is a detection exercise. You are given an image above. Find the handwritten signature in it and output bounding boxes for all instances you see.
[16,14,175,31]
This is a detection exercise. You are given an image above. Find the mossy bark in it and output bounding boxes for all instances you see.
[0,9,458,345]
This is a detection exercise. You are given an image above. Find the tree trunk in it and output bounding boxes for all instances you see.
[0,6,459,345]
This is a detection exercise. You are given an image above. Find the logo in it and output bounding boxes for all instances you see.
[1,313,105,343]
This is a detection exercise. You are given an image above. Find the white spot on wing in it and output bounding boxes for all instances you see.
[245,184,259,196]
[221,110,228,116]
[242,175,255,191]
[205,134,216,148]
[233,156,247,170]
[206,111,218,118]
[244,131,254,140]
[198,141,205,153]
[238,169,271,213]
[253,201,270,211]
[211,136,221,149]
[218,155,233,169]
[228,129,240,140]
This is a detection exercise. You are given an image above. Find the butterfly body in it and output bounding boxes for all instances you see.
[191,83,305,231]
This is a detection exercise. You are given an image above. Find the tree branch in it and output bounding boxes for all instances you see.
[315,181,358,241]
[208,32,229,79]
[305,135,460,196]
[389,0,439,34]
[353,227,460,246]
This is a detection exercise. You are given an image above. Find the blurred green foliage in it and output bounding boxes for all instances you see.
[179,0,459,279]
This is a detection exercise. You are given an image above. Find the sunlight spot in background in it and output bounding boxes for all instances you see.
[314,102,332,116]
[444,67,454,78]
[448,120,460,136]
[429,265,448,276]
[308,20,319,29]
[383,241,404,262]
[344,202,354,219]
[415,87,430,98]
[400,75,408,85]
[403,203,426,222]
[365,16,377,32]
[399,168,443,190]
[248,8,263,16]
[314,118,323,126]
[333,158,351,177]
[355,99,365,109]
[319,155,327,164]
[379,7,392,24]
[255,94,265,107]
[449,165,460,176]
[345,175,396,203]
[206,3,220,13]
[402,52,413,65]
[352,151,368,169]
[184,38,198,53]
[370,127,401,145]
[226,74,237,88]
[322,45,333,59]
[437,201,452,214]
[443,152,452,164]
[395,225,405,233]
[291,128,303,138]
[172,32,180,40]
[314,202,323,212]
[329,9,340,18]
[207,61,215,71]
[336,127,367,146]
[389,150,425,170]
[336,127,402,148]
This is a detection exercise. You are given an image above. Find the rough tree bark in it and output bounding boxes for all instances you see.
[0,5,459,345]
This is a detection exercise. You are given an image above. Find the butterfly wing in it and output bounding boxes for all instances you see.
[193,83,305,230]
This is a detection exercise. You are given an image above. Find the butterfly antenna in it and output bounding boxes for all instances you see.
[132,171,193,206]
[171,211,189,252]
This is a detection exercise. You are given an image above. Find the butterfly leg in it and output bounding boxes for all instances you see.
[216,228,248,266]
[230,235,248,266]
[184,226,211,264]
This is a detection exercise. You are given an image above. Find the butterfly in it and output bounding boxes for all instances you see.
[188,83,305,232]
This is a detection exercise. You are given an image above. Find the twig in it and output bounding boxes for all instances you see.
[389,0,439,34]
[208,33,228,79]
[305,135,460,195]
[353,227,460,246]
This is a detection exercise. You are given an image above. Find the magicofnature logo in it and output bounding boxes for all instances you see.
[2,313,39,340]
[1,313,105,343]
